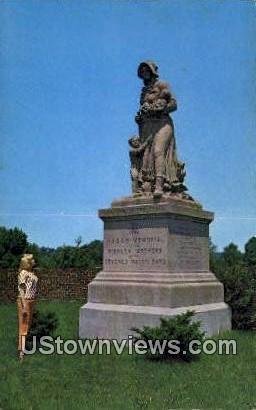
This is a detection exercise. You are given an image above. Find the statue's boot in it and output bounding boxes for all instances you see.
[153,176,164,198]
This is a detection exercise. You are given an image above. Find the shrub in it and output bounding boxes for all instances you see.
[210,238,256,331]
[26,309,59,349]
[217,264,256,330]
[131,311,205,362]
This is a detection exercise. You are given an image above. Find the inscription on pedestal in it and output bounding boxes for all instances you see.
[169,235,209,272]
[104,227,168,272]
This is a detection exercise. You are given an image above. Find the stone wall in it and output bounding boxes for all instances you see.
[0,268,98,303]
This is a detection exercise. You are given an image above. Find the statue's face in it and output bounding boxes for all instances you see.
[139,65,152,81]
[132,138,140,148]
[129,137,140,148]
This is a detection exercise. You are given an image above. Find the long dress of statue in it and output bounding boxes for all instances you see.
[129,61,187,198]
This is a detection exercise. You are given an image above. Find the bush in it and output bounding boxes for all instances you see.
[217,264,256,330]
[26,309,59,349]
[131,311,205,362]
[210,238,256,331]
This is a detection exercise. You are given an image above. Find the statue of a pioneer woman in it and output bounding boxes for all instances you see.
[129,61,187,198]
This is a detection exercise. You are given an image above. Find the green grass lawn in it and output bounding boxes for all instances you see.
[0,301,255,410]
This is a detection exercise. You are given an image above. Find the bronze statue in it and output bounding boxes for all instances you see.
[130,61,187,198]
[17,254,38,361]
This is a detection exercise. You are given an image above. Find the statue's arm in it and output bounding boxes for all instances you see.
[136,81,177,120]
[167,96,177,113]
[158,82,177,113]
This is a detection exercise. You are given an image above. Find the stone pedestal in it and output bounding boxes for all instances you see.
[79,198,231,340]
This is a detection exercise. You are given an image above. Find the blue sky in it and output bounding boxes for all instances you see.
[0,0,255,251]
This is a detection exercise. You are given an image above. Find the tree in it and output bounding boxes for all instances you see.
[209,238,221,273]
[53,246,76,269]
[213,240,256,331]
[0,226,28,269]
[26,242,41,264]
[218,264,256,330]
[38,247,56,269]
[79,240,103,270]
[244,236,256,268]
[222,243,243,267]
[74,236,83,247]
